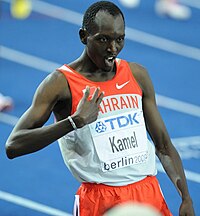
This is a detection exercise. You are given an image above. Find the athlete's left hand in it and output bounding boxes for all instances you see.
[179,197,195,216]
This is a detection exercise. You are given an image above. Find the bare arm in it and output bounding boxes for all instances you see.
[129,63,195,216]
[6,71,104,159]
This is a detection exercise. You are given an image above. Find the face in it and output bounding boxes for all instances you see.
[84,11,125,72]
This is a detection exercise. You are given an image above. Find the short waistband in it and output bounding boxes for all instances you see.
[81,175,157,190]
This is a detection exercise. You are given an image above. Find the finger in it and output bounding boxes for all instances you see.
[82,86,90,101]
[91,87,100,101]
[96,91,104,106]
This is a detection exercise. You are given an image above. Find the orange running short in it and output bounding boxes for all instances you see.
[74,176,172,216]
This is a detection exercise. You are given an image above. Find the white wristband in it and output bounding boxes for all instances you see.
[68,116,77,130]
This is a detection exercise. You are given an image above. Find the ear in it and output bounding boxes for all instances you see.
[79,28,88,45]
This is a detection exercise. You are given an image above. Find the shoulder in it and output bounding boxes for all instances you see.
[126,62,153,94]
[45,70,67,84]
[127,62,148,81]
[36,70,71,101]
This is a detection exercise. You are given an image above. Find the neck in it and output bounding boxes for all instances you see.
[69,50,116,82]
[71,50,114,71]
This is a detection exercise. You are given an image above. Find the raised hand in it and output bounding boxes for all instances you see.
[72,86,104,128]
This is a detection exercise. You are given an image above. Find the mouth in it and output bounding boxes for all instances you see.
[104,56,116,67]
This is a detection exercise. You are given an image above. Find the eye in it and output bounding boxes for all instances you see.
[99,37,107,43]
[116,36,124,43]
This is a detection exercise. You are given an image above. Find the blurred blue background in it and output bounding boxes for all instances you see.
[0,0,200,215]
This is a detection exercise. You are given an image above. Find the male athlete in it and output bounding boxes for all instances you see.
[6,1,195,215]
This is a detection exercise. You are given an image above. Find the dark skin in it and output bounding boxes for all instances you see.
[6,11,194,215]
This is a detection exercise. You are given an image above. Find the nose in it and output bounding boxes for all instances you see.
[107,40,117,53]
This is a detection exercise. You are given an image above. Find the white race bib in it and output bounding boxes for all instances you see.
[89,110,148,172]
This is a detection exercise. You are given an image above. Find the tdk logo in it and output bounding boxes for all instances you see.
[95,121,107,133]
[95,113,140,133]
